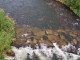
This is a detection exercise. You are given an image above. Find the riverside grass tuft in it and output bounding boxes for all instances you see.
[0,8,15,60]
[65,0,80,17]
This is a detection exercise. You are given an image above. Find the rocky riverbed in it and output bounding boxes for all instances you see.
[11,25,80,54]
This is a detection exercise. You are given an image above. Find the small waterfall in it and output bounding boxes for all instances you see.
[11,43,80,60]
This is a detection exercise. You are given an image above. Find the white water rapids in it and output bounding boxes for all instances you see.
[10,43,80,60]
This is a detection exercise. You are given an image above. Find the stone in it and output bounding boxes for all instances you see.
[6,50,15,56]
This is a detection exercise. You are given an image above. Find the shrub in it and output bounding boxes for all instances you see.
[0,8,15,60]
[65,0,80,17]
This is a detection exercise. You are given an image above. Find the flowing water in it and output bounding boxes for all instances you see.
[1,0,80,60]
[0,0,59,29]
[11,43,80,60]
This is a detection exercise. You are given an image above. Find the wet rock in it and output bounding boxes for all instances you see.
[6,50,15,56]
[52,53,59,60]
[12,25,80,53]
[32,52,40,60]
[57,39,67,48]
[71,39,77,45]
[26,53,31,60]
[11,39,27,48]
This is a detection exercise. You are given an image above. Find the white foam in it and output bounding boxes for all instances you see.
[11,43,80,60]
[22,33,28,38]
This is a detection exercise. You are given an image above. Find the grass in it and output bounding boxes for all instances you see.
[65,0,80,17]
[57,0,80,17]
[0,8,15,60]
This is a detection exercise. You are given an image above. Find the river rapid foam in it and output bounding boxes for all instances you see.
[11,43,80,60]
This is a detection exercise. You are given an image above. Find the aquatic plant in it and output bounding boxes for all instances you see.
[30,36,34,41]
[42,35,48,40]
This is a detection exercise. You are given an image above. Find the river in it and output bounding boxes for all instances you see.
[0,0,60,29]
[0,0,80,60]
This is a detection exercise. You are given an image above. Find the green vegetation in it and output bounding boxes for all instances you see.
[0,8,15,60]
[30,36,34,41]
[43,35,48,40]
[65,0,80,17]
